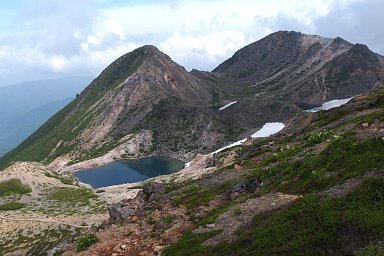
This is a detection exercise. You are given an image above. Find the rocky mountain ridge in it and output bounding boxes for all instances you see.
[214,31,383,108]
[0,31,383,171]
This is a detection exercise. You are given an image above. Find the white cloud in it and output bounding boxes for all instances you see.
[160,31,252,70]
[104,19,126,38]
[0,50,5,59]
[0,0,382,85]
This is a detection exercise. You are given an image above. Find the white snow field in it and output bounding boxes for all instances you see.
[211,122,285,154]
[250,122,285,138]
[305,98,353,112]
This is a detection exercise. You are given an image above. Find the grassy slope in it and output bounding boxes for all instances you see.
[163,87,384,255]
[0,48,145,169]
[165,178,384,256]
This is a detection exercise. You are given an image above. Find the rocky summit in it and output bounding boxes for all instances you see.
[0,31,384,255]
[214,31,384,108]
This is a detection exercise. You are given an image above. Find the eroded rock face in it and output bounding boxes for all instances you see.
[214,31,384,108]
[108,182,166,221]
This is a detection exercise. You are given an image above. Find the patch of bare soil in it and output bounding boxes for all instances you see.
[322,170,384,198]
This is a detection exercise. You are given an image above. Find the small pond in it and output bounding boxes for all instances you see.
[73,157,185,188]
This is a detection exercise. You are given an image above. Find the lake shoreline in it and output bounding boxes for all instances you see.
[73,157,185,189]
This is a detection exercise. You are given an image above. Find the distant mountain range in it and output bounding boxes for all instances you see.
[0,31,383,169]
[0,77,92,156]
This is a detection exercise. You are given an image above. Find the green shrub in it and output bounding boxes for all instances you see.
[0,179,32,196]
[172,184,216,209]
[0,202,25,210]
[147,216,156,225]
[47,187,98,206]
[356,244,384,256]
[53,249,65,256]
[76,233,98,252]
[162,214,174,225]
[233,207,242,216]
[305,130,330,146]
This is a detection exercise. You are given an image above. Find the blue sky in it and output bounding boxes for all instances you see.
[0,0,383,86]
[0,1,20,28]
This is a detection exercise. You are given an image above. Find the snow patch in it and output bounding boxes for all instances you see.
[219,101,237,110]
[211,122,285,154]
[251,122,285,138]
[212,138,247,155]
[305,98,353,113]
[185,161,192,168]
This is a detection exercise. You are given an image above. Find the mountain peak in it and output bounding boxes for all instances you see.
[140,44,158,50]
[331,36,352,46]
[132,45,175,61]
[136,45,161,56]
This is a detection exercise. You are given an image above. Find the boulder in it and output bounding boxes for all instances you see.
[108,182,165,221]
[205,155,216,168]
[121,244,128,251]
[47,240,73,256]
[205,223,216,228]
[229,191,240,201]
[226,178,263,200]
[153,245,164,255]
[108,204,123,221]
[143,182,166,201]
[248,178,262,190]
[108,195,145,221]
[234,164,243,171]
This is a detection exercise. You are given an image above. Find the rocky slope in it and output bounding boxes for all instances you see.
[0,46,235,168]
[1,31,383,172]
[58,84,384,256]
[214,31,384,108]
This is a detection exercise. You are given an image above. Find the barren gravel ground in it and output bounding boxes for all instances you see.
[0,162,107,255]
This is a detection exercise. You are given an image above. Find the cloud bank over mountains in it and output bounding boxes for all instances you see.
[0,0,382,86]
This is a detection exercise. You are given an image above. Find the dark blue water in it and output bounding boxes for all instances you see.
[73,157,185,188]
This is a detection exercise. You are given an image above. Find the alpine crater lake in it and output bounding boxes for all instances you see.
[73,157,185,188]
